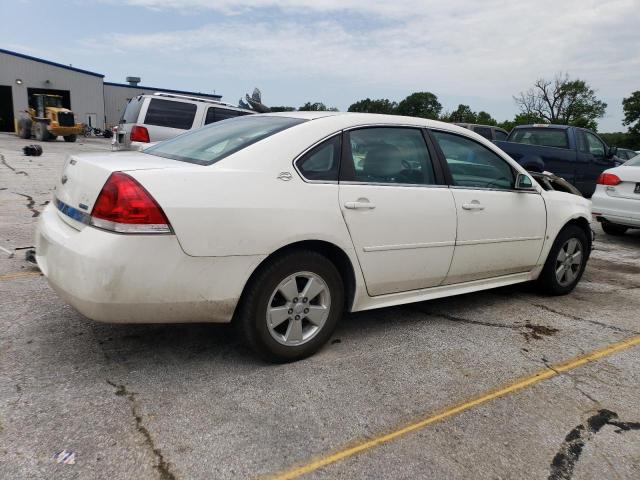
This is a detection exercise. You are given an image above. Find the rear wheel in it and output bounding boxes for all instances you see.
[601,222,628,236]
[536,225,588,295]
[235,250,344,362]
[63,134,77,142]
[34,122,49,141]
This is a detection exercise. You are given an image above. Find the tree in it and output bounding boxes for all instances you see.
[514,73,607,130]
[348,98,397,114]
[497,112,545,132]
[269,106,296,112]
[442,104,476,123]
[622,91,640,135]
[298,102,338,112]
[396,92,442,119]
[475,111,497,126]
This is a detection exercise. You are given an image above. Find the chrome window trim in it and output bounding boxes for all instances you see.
[340,181,448,189]
[449,185,541,194]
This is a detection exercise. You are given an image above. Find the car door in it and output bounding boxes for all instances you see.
[575,130,616,197]
[339,127,457,296]
[430,129,546,284]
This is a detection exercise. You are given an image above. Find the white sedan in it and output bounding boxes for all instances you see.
[36,112,592,361]
[592,155,640,235]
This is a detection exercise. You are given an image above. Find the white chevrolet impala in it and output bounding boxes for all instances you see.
[36,112,592,361]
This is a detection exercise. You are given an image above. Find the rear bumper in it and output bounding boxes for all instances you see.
[591,188,640,228]
[35,204,265,323]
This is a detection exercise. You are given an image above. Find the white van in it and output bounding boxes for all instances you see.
[113,92,254,150]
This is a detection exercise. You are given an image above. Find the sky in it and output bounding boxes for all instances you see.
[1,0,638,132]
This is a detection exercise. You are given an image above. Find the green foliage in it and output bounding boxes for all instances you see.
[348,98,398,114]
[396,92,442,119]
[622,91,640,136]
[269,106,296,112]
[514,73,606,130]
[599,132,640,150]
[441,104,476,123]
[498,112,546,132]
[298,102,338,112]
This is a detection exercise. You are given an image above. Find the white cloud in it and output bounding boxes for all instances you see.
[91,0,640,129]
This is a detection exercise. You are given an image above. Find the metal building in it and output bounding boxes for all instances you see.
[103,81,221,128]
[0,48,105,132]
[0,48,223,133]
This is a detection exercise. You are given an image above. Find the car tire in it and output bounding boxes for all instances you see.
[235,250,344,363]
[18,118,32,139]
[601,222,628,236]
[64,135,77,143]
[536,225,589,296]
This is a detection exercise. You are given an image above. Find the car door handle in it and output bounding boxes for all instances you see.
[462,201,485,211]
[344,200,376,210]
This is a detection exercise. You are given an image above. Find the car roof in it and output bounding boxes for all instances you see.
[513,124,572,130]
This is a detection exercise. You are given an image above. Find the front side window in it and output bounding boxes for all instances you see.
[509,128,569,149]
[144,99,197,130]
[346,128,436,185]
[585,132,605,158]
[296,135,341,181]
[432,130,515,190]
[145,115,306,166]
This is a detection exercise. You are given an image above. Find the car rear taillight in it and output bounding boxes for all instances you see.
[130,125,150,143]
[90,172,171,233]
[596,173,621,186]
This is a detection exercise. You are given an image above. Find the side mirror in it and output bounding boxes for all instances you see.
[607,146,618,158]
[515,173,535,190]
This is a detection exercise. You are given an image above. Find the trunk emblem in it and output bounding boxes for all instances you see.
[61,174,68,184]
[277,172,293,181]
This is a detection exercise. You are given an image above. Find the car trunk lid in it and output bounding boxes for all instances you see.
[605,166,640,200]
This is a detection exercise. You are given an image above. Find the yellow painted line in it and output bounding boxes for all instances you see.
[266,335,640,480]
[0,271,42,281]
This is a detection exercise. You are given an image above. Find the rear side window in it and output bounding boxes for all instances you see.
[473,126,492,140]
[509,128,569,149]
[204,107,250,125]
[145,115,306,165]
[144,99,196,130]
[432,130,515,190]
[296,135,341,181]
[494,130,508,141]
[120,96,144,124]
[346,128,436,185]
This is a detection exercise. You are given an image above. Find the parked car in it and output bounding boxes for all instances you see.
[495,124,618,197]
[591,155,640,235]
[615,148,639,162]
[454,123,509,141]
[36,113,592,362]
[112,92,254,150]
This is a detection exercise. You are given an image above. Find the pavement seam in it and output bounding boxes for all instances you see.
[529,302,639,335]
[106,380,177,480]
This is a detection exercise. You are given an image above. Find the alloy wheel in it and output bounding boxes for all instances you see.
[555,238,583,287]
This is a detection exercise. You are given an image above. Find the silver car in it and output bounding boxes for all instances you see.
[112,92,254,150]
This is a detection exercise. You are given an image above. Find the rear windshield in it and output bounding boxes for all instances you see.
[509,128,569,149]
[144,115,306,165]
[144,98,197,130]
[120,96,144,124]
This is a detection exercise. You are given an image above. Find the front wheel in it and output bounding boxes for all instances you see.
[601,222,627,236]
[536,225,588,295]
[235,250,344,362]
[34,122,48,141]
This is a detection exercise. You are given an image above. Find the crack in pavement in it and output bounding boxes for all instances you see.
[530,303,639,335]
[1,154,29,176]
[419,310,558,342]
[12,192,40,217]
[548,409,640,480]
[106,380,177,480]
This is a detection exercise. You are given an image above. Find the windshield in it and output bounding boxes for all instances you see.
[509,128,569,149]
[624,154,640,166]
[145,115,306,165]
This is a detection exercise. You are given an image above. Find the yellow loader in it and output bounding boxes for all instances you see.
[17,94,83,142]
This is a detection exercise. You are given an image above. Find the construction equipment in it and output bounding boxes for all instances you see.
[17,94,83,142]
